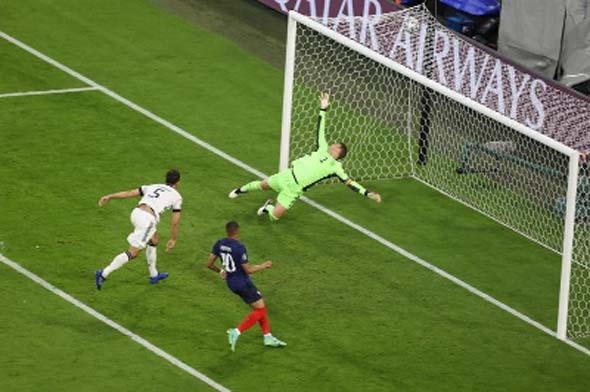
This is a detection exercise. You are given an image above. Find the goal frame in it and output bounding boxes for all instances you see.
[279,10,580,340]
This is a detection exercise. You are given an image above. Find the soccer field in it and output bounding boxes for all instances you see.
[1,1,589,391]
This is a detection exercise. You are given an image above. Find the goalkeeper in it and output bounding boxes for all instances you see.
[229,92,382,221]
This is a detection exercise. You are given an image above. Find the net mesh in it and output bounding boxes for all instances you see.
[290,26,414,180]
[287,5,590,338]
[571,170,590,337]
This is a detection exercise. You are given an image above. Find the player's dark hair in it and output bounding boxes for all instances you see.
[166,169,181,185]
[226,221,240,236]
[338,143,348,159]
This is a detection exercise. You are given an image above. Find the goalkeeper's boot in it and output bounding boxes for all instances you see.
[227,328,240,352]
[149,272,169,284]
[95,270,106,290]
[257,199,274,216]
[228,188,244,199]
[264,334,287,348]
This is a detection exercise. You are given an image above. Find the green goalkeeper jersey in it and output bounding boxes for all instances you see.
[291,109,368,195]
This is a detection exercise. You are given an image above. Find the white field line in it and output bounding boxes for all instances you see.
[0,86,99,99]
[2,30,589,359]
[0,254,230,392]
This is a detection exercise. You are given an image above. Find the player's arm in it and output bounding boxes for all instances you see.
[206,253,221,272]
[206,253,219,272]
[207,242,227,279]
[242,260,273,275]
[345,179,382,202]
[165,211,181,252]
[316,92,330,151]
[337,167,382,203]
[98,188,141,206]
[206,253,226,279]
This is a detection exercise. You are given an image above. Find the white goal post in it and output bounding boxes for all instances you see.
[280,6,589,340]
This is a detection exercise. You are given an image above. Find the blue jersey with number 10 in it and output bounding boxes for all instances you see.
[212,238,250,289]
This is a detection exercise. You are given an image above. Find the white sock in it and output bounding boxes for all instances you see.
[146,245,158,277]
[102,252,131,278]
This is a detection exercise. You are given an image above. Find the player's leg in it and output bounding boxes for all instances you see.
[146,232,169,284]
[230,169,295,200]
[95,246,140,290]
[104,246,141,276]
[264,202,288,221]
[251,297,287,347]
[96,209,156,289]
[259,181,301,221]
[258,299,286,348]
[229,177,272,198]
[227,283,264,351]
[146,233,158,277]
[227,283,286,350]
[248,298,271,335]
[238,297,267,332]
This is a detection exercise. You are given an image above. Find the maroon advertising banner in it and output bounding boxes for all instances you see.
[257,0,401,19]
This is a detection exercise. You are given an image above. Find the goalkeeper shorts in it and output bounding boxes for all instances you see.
[268,169,303,209]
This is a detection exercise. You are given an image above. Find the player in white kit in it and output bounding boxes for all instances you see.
[95,169,183,290]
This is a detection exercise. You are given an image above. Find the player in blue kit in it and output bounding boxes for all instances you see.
[206,221,287,351]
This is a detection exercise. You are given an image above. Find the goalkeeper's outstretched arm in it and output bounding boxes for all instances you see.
[336,167,382,203]
[345,178,382,202]
[316,92,330,151]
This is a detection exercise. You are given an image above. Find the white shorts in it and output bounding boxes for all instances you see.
[127,208,157,249]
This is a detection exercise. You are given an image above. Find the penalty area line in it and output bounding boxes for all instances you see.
[0,254,231,392]
[2,30,590,358]
[0,86,100,99]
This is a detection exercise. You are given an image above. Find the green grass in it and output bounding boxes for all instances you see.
[1,0,590,391]
[0,262,211,392]
[0,39,85,94]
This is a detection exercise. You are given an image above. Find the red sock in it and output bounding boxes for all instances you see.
[238,307,266,333]
[258,307,270,334]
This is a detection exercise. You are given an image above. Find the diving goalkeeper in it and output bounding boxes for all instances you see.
[229,92,382,221]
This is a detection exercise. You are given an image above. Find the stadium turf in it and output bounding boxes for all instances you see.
[0,1,589,391]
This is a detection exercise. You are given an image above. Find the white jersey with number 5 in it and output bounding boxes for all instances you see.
[138,184,182,222]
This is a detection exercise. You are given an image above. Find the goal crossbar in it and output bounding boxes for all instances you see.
[282,11,577,160]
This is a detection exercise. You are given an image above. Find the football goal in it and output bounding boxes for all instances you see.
[279,5,590,340]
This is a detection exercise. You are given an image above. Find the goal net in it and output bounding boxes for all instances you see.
[281,5,590,339]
